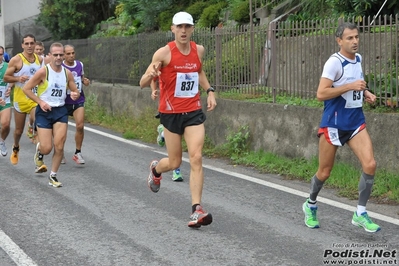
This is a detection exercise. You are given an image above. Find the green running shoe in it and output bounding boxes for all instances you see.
[172,168,183,181]
[157,124,165,147]
[302,199,320,228]
[351,212,381,233]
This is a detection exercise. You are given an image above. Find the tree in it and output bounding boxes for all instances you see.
[37,0,114,40]
[119,0,175,32]
[298,0,399,19]
[118,0,226,32]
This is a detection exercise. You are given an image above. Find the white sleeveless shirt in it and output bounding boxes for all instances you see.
[37,64,68,107]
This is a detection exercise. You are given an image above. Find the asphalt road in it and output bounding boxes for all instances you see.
[0,121,398,266]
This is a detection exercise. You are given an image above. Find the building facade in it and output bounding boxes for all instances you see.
[0,0,50,56]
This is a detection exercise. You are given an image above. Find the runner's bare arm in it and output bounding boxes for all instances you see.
[139,46,169,88]
[22,67,46,104]
[67,70,80,101]
[4,56,25,83]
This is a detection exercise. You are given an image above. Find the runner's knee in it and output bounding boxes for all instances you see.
[39,143,53,155]
[189,152,202,167]
[363,158,376,174]
[316,168,332,181]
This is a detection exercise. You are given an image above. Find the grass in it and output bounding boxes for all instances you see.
[83,93,399,205]
[218,89,324,107]
[219,88,399,113]
[84,94,160,143]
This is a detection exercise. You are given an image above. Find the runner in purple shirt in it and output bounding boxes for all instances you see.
[62,44,90,165]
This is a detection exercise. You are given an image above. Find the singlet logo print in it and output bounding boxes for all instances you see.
[30,68,36,75]
[72,71,78,77]
[174,63,198,70]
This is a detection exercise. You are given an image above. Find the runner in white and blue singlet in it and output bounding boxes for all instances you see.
[302,22,381,233]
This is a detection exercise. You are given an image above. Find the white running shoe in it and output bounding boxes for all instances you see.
[72,152,85,164]
[0,141,7,156]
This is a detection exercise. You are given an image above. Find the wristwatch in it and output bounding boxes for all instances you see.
[206,87,215,94]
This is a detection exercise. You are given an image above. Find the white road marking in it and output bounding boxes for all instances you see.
[79,122,399,226]
[0,230,38,266]
[2,121,397,265]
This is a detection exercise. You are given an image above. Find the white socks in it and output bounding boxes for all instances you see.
[357,205,366,216]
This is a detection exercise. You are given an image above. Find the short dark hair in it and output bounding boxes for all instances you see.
[22,34,36,43]
[0,46,4,53]
[335,22,358,39]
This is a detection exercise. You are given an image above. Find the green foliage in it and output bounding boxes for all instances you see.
[371,168,399,202]
[365,60,398,100]
[202,28,267,87]
[134,0,174,32]
[370,25,397,33]
[230,0,250,24]
[296,0,399,20]
[84,94,108,124]
[333,0,375,18]
[128,60,141,83]
[186,2,210,23]
[288,0,332,21]
[222,125,250,160]
[37,0,113,40]
[217,89,324,107]
[229,150,318,178]
[197,2,228,28]
[43,0,399,38]
[158,11,176,32]
[84,93,159,142]
[91,3,139,37]
[119,0,141,15]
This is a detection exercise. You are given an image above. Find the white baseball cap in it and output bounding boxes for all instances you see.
[172,12,194,25]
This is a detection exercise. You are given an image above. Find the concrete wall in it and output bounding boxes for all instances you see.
[84,83,399,172]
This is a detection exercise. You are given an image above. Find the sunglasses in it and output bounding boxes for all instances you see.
[52,53,65,57]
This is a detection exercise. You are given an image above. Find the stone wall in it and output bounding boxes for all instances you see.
[84,83,399,172]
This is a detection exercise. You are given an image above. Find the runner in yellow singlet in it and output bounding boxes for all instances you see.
[4,34,43,165]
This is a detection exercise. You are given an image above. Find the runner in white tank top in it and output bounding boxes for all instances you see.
[22,42,80,188]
